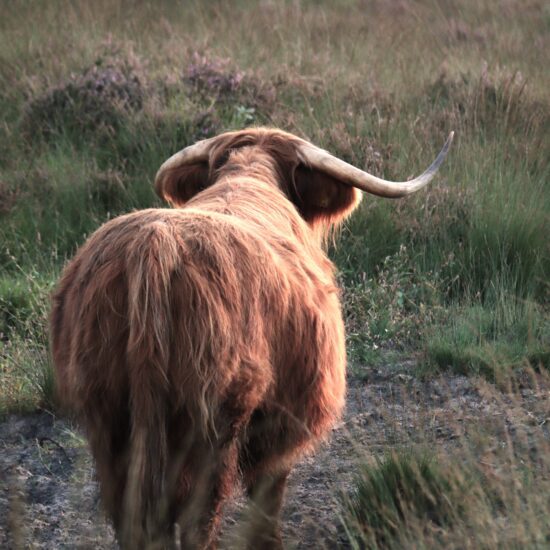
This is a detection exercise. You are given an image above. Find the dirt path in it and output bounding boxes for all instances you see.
[1,367,545,549]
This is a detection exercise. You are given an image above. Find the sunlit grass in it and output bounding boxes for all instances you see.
[0,1,549,546]
[0,0,548,406]
[0,271,56,417]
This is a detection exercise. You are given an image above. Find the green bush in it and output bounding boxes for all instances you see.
[342,452,462,549]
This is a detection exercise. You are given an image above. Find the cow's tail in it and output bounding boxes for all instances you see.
[121,221,180,548]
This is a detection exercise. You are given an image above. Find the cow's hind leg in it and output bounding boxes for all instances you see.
[83,399,131,536]
[175,442,239,549]
[167,407,244,550]
[239,419,293,547]
[243,469,290,550]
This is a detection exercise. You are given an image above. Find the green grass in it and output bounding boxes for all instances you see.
[0,1,549,546]
[341,452,462,548]
[341,429,550,549]
[0,271,56,416]
[425,301,550,381]
[0,1,548,408]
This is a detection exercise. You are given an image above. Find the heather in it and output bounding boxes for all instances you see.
[0,1,548,547]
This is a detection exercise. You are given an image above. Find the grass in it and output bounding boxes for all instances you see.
[342,437,550,549]
[0,0,548,544]
[0,0,547,404]
[340,370,550,549]
[0,270,56,416]
[425,301,550,381]
[342,452,462,548]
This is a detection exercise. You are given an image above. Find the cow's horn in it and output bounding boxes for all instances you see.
[297,132,454,198]
[156,137,213,173]
[154,137,215,195]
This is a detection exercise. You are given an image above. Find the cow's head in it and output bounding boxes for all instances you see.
[154,127,453,230]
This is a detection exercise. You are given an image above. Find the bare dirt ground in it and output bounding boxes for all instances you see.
[1,363,548,549]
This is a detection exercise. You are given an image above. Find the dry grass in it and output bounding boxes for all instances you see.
[341,368,550,549]
[0,0,549,547]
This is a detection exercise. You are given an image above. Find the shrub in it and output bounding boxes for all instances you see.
[23,46,146,140]
[183,51,276,111]
[342,452,461,548]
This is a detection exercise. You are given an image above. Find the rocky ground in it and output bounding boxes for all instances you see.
[1,363,548,549]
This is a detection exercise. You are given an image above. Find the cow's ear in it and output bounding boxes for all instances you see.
[292,165,362,228]
[155,162,210,207]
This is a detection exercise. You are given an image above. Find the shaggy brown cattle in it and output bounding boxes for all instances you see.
[50,127,452,549]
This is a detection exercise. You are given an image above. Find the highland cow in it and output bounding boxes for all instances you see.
[50,127,452,549]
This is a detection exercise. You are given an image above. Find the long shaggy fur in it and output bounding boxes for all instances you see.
[50,128,362,549]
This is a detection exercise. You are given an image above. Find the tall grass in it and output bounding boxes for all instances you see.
[0,268,56,416]
[0,1,548,397]
[340,371,550,549]
[0,1,549,547]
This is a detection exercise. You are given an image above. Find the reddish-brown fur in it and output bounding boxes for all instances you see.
[50,128,362,549]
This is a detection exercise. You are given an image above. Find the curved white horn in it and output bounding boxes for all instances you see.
[154,136,217,198]
[155,137,213,174]
[297,132,454,198]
